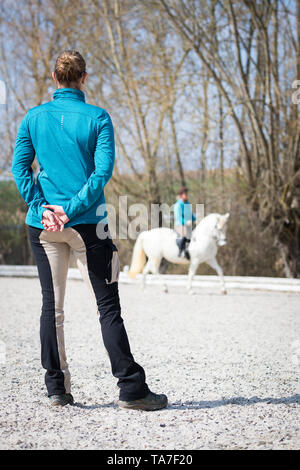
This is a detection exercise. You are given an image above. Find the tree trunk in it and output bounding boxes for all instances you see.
[278,229,300,278]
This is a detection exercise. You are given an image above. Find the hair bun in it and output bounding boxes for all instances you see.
[54,50,86,85]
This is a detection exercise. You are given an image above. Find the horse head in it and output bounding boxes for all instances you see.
[212,213,230,246]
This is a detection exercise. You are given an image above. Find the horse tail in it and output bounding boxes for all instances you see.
[128,233,146,278]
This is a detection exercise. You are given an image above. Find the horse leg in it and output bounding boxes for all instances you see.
[206,257,227,294]
[187,258,199,295]
[142,260,151,291]
[150,257,168,293]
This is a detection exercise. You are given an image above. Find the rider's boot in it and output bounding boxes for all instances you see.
[184,239,190,260]
[176,237,185,257]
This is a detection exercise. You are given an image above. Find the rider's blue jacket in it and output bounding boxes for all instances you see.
[12,88,115,229]
[174,198,196,226]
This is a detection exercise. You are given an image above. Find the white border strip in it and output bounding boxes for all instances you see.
[0,265,300,293]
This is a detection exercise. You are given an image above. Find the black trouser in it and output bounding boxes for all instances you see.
[28,224,149,401]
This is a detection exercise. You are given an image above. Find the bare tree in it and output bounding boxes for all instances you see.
[159,0,300,277]
[80,0,191,207]
[0,0,83,172]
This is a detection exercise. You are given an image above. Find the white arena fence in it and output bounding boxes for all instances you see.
[0,265,300,293]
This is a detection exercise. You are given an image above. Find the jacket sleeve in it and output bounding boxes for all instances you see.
[11,114,48,220]
[63,112,115,221]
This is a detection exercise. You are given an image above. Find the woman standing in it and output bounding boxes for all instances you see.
[12,50,167,411]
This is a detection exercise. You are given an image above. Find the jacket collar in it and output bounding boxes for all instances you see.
[53,87,85,102]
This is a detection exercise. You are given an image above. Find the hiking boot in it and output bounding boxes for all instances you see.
[49,393,74,407]
[118,391,168,411]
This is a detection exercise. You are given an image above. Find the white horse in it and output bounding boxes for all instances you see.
[128,213,230,294]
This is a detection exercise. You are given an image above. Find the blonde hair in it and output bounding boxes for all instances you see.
[54,50,86,86]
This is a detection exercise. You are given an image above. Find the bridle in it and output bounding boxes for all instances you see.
[213,222,227,244]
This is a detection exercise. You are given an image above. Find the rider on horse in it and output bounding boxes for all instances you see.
[174,186,196,260]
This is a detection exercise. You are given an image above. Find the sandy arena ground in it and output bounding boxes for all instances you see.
[0,276,300,450]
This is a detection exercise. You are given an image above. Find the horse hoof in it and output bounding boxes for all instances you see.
[163,285,168,293]
[188,289,195,296]
[221,289,227,295]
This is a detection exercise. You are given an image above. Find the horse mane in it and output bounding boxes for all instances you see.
[194,213,220,235]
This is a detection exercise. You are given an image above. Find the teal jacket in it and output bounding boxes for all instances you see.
[12,88,115,229]
[174,198,196,226]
